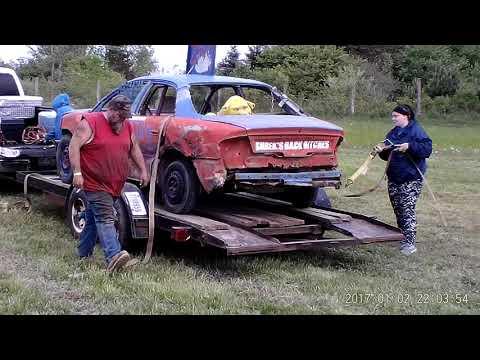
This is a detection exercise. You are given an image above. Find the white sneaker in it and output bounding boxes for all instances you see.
[400,245,417,255]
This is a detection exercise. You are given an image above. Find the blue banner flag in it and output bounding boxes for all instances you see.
[186,45,216,75]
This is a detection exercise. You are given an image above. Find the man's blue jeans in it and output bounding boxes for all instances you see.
[78,191,122,263]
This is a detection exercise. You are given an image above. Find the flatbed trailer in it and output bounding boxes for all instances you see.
[14,170,403,256]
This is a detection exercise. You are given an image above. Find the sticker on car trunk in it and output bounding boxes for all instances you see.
[255,140,330,152]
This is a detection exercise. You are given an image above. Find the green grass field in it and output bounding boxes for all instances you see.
[0,115,478,314]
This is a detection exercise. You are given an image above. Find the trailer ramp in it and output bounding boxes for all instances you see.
[154,192,403,256]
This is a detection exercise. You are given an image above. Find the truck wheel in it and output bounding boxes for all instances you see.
[162,159,199,214]
[312,188,332,208]
[57,134,73,184]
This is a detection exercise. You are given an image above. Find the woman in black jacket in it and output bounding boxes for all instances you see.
[374,104,432,255]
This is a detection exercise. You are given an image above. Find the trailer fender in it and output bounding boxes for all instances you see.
[120,182,149,240]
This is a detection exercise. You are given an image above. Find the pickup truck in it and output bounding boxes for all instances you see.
[59,75,344,214]
[0,67,56,174]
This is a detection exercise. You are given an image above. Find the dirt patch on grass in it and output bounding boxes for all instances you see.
[0,246,99,314]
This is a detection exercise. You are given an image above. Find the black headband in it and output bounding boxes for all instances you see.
[393,105,412,117]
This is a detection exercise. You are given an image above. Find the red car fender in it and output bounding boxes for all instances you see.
[161,117,246,193]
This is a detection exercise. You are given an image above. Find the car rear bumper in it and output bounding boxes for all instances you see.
[233,169,341,188]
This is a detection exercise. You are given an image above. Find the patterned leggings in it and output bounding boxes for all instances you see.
[388,180,423,246]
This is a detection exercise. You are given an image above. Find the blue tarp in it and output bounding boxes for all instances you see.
[52,93,73,140]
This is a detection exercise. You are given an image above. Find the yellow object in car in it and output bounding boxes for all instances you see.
[218,95,255,115]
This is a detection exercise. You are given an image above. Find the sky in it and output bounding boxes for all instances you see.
[0,45,251,73]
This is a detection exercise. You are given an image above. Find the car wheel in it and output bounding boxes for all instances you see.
[56,133,73,184]
[162,159,199,214]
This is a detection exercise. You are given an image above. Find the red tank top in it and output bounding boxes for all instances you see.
[80,112,133,196]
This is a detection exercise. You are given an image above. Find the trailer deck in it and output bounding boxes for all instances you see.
[15,171,403,256]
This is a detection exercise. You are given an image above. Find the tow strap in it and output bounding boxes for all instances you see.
[143,118,172,263]
[344,148,393,197]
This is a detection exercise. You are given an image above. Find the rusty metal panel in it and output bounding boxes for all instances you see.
[192,159,227,193]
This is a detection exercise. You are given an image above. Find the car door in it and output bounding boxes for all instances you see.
[128,83,177,180]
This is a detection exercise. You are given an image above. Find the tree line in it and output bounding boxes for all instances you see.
[2,45,479,116]
[1,45,157,108]
[218,45,480,117]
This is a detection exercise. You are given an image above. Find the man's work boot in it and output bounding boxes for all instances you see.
[107,250,130,273]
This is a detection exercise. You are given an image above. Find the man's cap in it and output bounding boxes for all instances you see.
[108,95,132,112]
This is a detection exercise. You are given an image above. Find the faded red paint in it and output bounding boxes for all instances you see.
[192,159,227,192]
[219,135,341,170]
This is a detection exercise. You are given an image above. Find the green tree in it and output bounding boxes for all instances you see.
[63,55,124,108]
[245,45,269,69]
[252,45,349,100]
[392,45,468,98]
[105,45,133,79]
[448,45,480,68]
[130,45,158,78]
[15,45,90,81]
[104,45,157,80]
[217,46,240,76]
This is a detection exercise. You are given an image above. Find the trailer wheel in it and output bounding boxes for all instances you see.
[66,191,132,250]
[113,199,133,251]
[66,189,88,238]
[57,134,73,184]
[162,159,199,214]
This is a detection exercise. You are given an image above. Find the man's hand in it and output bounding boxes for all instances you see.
[139,171,150,188]
[73,173,84,189]
[394,143,409,152]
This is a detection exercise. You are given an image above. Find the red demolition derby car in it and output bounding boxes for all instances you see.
[58,75,344,213]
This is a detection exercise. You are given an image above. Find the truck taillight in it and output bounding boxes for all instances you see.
[171,226,191,242]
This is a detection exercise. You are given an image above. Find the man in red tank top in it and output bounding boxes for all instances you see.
[69,95,149,272]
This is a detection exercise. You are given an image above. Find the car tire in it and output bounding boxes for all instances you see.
[57,133,73,184]
[162,159,199,214]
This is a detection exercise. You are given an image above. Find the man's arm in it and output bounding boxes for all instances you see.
[69,118,93,188]
[129,131,149,186]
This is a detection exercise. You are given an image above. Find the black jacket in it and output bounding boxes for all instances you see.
[379,119,432,184]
